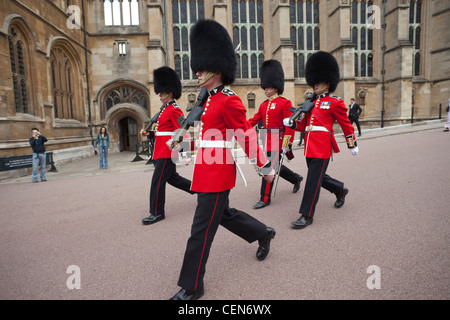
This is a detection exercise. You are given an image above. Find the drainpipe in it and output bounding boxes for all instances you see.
[162,0,168,66]
[81,0,95,152]
[381,0,386,128]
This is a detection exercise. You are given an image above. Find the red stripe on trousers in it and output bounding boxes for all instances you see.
[263,180,271,203]
[154,159,167,216]
[307,160,327,218]
[194,192,220,291]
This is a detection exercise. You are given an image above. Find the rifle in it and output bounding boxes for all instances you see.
[286,93,317,126]
[271,153,284,198]
[142,108,163,135]
[171,87,208,149]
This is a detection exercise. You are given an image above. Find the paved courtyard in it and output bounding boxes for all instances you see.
[1,121,449,300]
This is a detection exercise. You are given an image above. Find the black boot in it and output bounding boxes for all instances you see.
[291,216,313,229]
[256,227,276,261]
[142,214,165,225]
[334,188,349,208]
[170,287,204,300]
[292,175,303,193]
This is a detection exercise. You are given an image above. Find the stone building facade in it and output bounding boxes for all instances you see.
[1,0,449,167]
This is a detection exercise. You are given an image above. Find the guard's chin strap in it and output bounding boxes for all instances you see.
[199,72,216,85]
[160,93,169,101]
[314,83,328,95]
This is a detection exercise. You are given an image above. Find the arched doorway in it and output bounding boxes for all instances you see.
[118,116,138,151]
[105,103,150,153]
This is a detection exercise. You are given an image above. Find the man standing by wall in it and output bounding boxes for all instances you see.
[348,98,362,137]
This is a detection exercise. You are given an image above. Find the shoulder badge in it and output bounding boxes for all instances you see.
[221,88,236,96]
[172,102,180,108]
[329,94,342,101]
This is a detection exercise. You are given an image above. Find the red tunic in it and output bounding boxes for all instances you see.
[294,94,355,159]
[248,95,295,152]
[191,86,268,193]
[152,102,184,160]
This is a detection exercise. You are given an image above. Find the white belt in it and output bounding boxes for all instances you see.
[196,139,234,149]
[196,138,247,186]
[305,125,329,133]
[155,131,174,136]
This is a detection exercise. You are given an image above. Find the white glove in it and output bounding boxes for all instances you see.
[282,147,289,154]
[350,146,359,156]
[283,118,292,127]
[263,168,276,183]
[166,139,181,151]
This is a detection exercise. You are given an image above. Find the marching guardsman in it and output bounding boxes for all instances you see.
[141,66,195,225]
[169,19,276,300]
[283,51,358,229]
[248,59,303,209]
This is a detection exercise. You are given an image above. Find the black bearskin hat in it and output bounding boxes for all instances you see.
[190,19,236,85]
[260,59,285,94]
[153,66,182,99]
[305,51,340,93]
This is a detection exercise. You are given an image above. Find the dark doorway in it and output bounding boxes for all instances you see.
[118,117,138,151]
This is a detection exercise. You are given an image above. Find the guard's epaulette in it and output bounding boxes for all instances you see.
[329,94,342,101]
[278,95,289,100]
[172,102,180,108]
[221,88,236,96]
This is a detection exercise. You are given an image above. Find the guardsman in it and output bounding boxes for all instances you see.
[248,59,303,209]
[283,51,358,229]
[141,66,195,225]
[169,19,276,300]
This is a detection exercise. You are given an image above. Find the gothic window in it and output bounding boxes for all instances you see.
[232,0,264,79]
[104,0,139,26]
[172,0,205,80]
[290,0,320,78]
[8,27,30,114]
[115,40,128,56]
[409,0,421,76]
[51,48,75,119]
[104,86,148,112]
[350,0,373,77]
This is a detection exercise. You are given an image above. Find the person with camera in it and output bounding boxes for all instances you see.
[444,98,450,132]
[29,128,48,183]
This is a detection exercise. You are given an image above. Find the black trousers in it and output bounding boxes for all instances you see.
[299,157,345,218]
[349,117,361,135]
[178,190,267,291]
[149,158,194,216]
[259,151,300,203]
